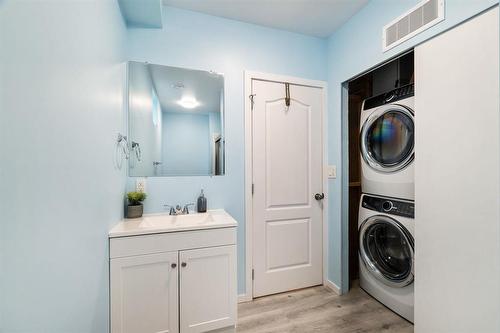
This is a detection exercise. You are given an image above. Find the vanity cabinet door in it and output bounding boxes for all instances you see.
[110,251,179,333]
[179,245,237,333]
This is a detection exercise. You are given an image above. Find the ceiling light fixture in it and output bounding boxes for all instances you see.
[171,82,185,89]
[177,97,200,109]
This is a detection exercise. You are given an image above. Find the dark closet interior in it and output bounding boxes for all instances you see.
[347,51,414,288]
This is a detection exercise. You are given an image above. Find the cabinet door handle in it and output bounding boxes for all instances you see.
[171,263,177,269]
[181,262,187,268]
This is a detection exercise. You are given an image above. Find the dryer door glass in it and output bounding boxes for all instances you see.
[363,109,414,171]
[361,218,414,286]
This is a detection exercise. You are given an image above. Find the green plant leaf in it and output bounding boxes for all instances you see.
[127,191,147,205]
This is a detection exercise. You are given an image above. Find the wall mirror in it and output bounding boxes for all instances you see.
[127,61,225,176]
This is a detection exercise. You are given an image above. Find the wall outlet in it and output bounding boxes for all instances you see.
[136,178,146,193]
[328,165,337,179]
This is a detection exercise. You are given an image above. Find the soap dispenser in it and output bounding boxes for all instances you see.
[197,189,207,213]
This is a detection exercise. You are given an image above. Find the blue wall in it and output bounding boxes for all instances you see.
[126,6,328,294]
[0,1,127,332]
[326,0,499,291]
[118,0,162,28]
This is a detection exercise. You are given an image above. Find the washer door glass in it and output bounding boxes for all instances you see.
[362,108,414,172]
[360,217,414,286]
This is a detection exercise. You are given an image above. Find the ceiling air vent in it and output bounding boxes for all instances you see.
[383,0,444,52]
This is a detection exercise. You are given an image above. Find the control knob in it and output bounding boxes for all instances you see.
[382,201,393,212]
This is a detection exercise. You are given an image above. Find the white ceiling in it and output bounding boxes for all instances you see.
[162,0,369,38]
[148,64,224,114]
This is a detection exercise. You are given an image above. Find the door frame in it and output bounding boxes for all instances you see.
[242,70,329,302]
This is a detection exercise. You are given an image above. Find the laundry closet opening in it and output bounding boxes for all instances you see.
[346,50,414,288]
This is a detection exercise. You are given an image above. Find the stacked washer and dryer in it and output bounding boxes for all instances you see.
[358,84,415,322]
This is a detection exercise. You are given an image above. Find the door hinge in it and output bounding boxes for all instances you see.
[251,183,254,195]
[252,269,254,280]
[249,94,256,110]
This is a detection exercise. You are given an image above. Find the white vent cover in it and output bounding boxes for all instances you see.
[383,0,444,52]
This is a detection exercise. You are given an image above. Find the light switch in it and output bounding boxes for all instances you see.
[136,178,146,193]
[328,165,336,179]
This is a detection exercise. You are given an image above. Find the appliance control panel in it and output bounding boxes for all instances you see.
[362,83,414,110]
[362,195,414,219]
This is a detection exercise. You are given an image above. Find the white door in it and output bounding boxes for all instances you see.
[110,252,179,333]
[414,7,500,332]
[179,245,237,333]
[252,79,324,297]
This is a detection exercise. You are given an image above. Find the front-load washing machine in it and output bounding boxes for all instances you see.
[360,84,414,200]
[358,193,414,323]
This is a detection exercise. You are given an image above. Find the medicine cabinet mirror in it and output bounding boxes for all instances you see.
[127,61,225,177]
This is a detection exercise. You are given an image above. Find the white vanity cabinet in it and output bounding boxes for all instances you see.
[109,210,238,333]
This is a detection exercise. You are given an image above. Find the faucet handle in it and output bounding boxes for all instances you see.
[164,204,176,215]
[183,203,195,214]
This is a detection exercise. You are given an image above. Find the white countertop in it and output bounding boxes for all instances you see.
[109,209,238,238]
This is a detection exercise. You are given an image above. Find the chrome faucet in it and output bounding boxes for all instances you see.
[164,203,195,215]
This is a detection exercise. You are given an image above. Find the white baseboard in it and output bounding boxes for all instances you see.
[238,293,252,303]
[324,279,341,295]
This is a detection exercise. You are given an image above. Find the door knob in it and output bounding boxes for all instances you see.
[315,193,325,200]
[181,262,187,268]
[171,263,177,269]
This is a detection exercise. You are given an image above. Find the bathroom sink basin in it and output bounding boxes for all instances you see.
[109,209,237,238]
[142,212,215,228]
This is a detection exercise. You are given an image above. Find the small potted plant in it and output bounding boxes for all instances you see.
[127,191,147,218]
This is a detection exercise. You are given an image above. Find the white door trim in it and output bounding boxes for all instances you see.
[241,70,328,302]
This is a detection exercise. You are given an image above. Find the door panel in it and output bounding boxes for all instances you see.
[266,98,310,208]
[266,218,310,270]
[414,7,500,332]
[252,79,323,297]
[110,252,178,333]
[180,245,236,333]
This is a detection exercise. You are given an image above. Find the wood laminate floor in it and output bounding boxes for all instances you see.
[237,284,413,333]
